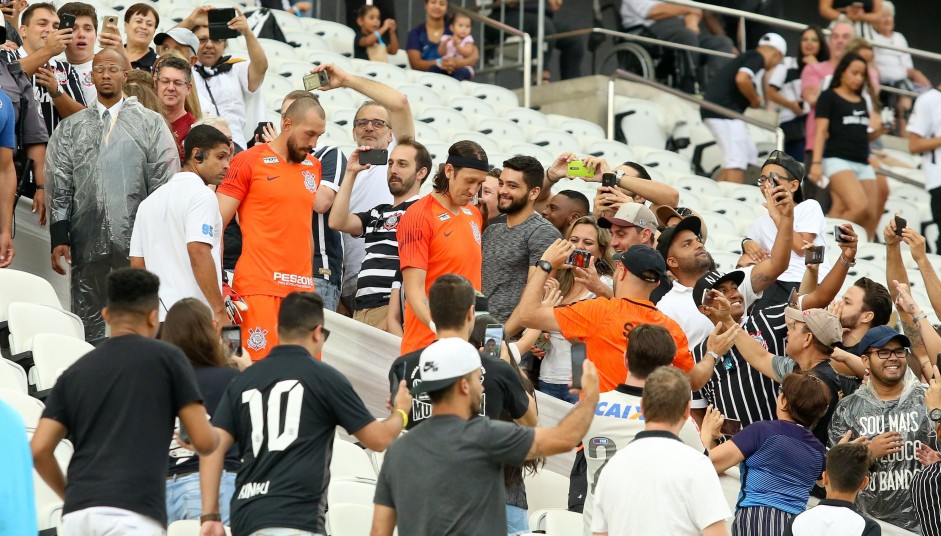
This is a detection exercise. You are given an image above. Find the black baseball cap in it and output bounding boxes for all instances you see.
[692,270,745,308]
[762,150,805,203]
[615,244,667,283]
[656,216,703,262]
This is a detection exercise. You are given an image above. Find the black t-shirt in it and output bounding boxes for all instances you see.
[42,335,202,526]
[701,50,765,119]
[816,88,870,164]
[212,345,375,535]
[809,360,842,446]
[169,366,241,475]
[389,344,531,430]
[130,47,158,72]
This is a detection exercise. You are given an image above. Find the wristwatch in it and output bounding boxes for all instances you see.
[930,408,941,423]
[536,260,552,273]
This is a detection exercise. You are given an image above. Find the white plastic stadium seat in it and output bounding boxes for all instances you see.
[614,96,668,149]
[416,71,464,96]
[415,107,471,136]
[306,51,354,72]
[396,84,443,110]
[0,360,28,393]
[546,114,606,141]
[315,89,357,112]
[528,129,579,157]
[356,62,407,85]
[583,139,635,165]
[708,197,761,223]
[0,269,62,325]
[308,20,357,44]
[267,9,305,33]
[327,477,376,507]
[331,437,376,479]
[464,83,518,109]
[167,519,232,535]
[30,334,94,391]
[523,470,569,513]
[257,38,298,61]
[475,118,526,142]
[412,121,442,143]
[449,96,496,118]
[326,503,373,535]
[640,149,691,174]
[446,131,501,156]
[720,183,766,207]
[275,60,316,82]
[261,76,295,102]
[503,107,550,131]
[388,49,410,68]
[7,303,85,355]
[503,143,555,167]
[29,434,71,530]
[545,509,584,535]
[284,32,330,55]
[672,175,717,197]
[0,388,45,429]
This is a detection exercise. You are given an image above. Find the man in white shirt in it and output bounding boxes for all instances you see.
[312,63,414,315]
[907,84,941,252]
[581,324,704,536]
[591,366,731,536]
[55,2,98,105]
[130,126,231,325]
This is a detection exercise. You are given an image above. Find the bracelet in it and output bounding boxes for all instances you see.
[49,90,63,99]
[913,312,928,324]
[707,351,721,362]
[740,238,752,251]
[200,513,221,524]
[545,169,559,184]
[394,408,409,428]
[838,255,856,267]
[34,185,44,190]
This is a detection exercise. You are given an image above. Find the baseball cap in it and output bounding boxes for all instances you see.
[615,244,667,283]
[856,325,911,354]
[692,270,745,309]
[759,33,787,56]
[762,150,805,203]
[784,307,843,348]
[410,338,482,395]
[154,27,200,56]
[599,202,657,231]
[655,215,703,262]
[654,206,709,242]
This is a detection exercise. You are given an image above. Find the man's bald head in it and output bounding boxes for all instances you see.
[94,48,129,69]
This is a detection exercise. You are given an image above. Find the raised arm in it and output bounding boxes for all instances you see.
[18,28,72,76]
[229,9,268,92]
[750,180,794,293]
[352,381,412,451]
[582,156,679,207]
[517,240,572,334]
[801,224,857,309]
[312,64,414,143]
[328,147,370,236]
[903,228,941,319]
[527,361,600,459]
[730,322,781,381]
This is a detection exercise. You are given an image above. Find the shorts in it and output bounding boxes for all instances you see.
[353,304,389,330]
[822,157,876,181]
[703,118,757,170]
[241,294,282,361]
[61,507,164,536]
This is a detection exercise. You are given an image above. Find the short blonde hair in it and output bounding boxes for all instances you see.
[641,367,690,424]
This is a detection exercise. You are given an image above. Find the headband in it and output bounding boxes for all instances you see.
[446,155,490,171]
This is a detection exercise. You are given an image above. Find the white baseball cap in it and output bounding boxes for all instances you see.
[759,33,787,56]
[410,338,482,395]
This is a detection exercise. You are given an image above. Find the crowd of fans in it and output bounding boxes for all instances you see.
[0,1,941,536]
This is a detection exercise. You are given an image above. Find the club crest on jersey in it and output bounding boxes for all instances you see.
[301,159,314,166]
[437,212,451,222]
[263,156,279,164]
[749,331,769,350]
[302,170,318,193]
[247,327,268,351]
[383,214,400,230]
[462,208,472,215]
[471,221,481,245]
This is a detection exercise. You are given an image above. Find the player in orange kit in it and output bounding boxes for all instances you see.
[217,96,326,360]
[397,140,490,353]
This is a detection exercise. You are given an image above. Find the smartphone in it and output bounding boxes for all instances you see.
[389,361,406,400]
[483,324,504,360]
[895,215,907,236]
[601,172,618,188]
[804,245,825,265]
[720,418,743,436]
[567,160,594,178]
[567,249,591,269]
[221,325,242,357]
[59,13,76,30]
[834,224,848,243]
[787,288,799,308]
[571,342,587,390]
[102,15,118,33]
[208,8,239,40]
[178,420,190,445]
[702,289,716,307]
[359,148,389,166]
[303,71,329,91]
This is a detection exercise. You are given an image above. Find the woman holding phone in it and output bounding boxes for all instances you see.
[701,372,830,535]
[122,3,159,72]
[818,0,883,40]
[160,298,245,524]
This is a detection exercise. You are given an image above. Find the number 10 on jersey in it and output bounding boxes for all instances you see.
[242,380,304,457]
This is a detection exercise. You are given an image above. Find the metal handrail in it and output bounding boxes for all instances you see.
[449,3,532,108]
[545,27,735,59]
[607,69,784,151]
[658,0,941,64]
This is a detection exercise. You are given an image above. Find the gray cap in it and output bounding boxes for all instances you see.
[154,27,200,56]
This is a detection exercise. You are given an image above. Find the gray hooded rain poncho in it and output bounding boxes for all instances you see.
[828,374,937,533]
[46,96,179,342]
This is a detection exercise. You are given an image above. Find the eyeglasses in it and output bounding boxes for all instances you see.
[156,77,190,88]
[757,171,793,185]
[354,118,389,129]
[92,66,124,75]
[869,347,909,360]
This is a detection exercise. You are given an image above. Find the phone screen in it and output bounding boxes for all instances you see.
[483,324,504,360]
[221,325,242,357]
[720,418,743,436]
[571,342,587,390]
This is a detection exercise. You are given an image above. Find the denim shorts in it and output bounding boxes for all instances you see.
[822,157,876,181]
[166,471,236,525]
[506,504,530,535]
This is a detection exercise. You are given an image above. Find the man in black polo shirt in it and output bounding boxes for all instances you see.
[31,268,219,534]
[199,292,413,536]
[388,273,536,428]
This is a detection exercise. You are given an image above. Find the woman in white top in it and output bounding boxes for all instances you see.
[872,1,932,134]
[538,216,614,403]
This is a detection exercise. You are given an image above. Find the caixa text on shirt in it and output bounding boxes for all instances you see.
[273,272,314,287]
[237,481,270,499]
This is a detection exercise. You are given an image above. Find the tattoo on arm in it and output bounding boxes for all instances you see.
[901,317,926,355]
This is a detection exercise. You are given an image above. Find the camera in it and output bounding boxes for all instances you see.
[567,249,591,269]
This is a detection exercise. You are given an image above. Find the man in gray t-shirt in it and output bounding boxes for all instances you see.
[482,155,561,323]
[371,338,601,535]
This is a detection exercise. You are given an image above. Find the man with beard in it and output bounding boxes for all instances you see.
[330,139,431,330]
[828,326,936,533]
[47,48,178,343]
[482,155,560,325]
[541,190,590,234]
[831,277,893,395]
[216,96,325,360]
